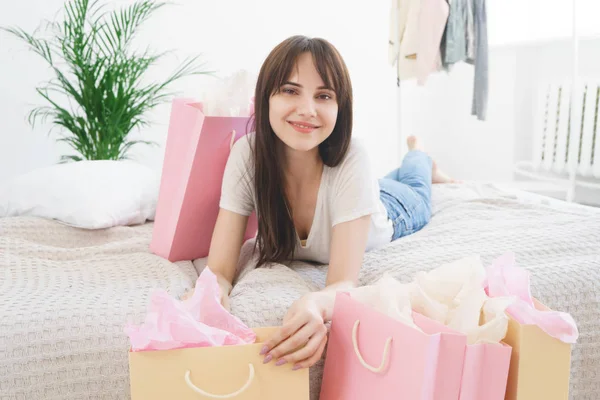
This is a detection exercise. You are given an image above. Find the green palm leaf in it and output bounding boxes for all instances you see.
[2,0,214,161]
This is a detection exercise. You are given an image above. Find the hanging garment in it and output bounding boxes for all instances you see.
[388,0,409,69]
[389,0,487,120]
[465,0,476,59]
[440,0,488,120]
[466,0,488,121]
[388,0,449,85]
[441,0,468,68]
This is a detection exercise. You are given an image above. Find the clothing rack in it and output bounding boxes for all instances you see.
[390,0,488,160]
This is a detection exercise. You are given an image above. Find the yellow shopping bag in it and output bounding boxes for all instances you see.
[129,327,309,400]
[503,299,572,400]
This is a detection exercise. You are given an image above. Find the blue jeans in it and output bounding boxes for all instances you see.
[379,150,433,241]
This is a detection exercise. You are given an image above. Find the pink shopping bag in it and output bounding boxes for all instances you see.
[412,313,512,400]
[150,98,258,262]
[320,292,512,400]
[320,292,466,400]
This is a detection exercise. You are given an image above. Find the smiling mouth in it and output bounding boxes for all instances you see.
[287,121,320,133]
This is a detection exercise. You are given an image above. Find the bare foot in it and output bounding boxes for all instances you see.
[432,161,457,184]
[406,136,458,184]
[407,135,423,151]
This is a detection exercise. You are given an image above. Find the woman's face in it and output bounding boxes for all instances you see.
[269,52,339,155]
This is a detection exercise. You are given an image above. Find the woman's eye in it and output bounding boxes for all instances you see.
[318,93,332,100]
[282,88,296,95]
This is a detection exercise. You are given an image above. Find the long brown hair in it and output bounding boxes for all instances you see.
[250,35,353,267]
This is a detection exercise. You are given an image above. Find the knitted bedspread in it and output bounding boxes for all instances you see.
[1,183,598,399]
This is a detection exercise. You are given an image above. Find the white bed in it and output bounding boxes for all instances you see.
[0,182,598,399]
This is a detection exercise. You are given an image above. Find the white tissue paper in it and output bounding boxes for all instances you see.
[411,255,513,344]
[348,274,418,330]
[347,256,513,345]
[199,69,257,117]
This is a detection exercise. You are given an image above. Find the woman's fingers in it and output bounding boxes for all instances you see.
[264,320,314,363]
[278,324,327,367]
[292,334,328,370]
[260,314,306,359]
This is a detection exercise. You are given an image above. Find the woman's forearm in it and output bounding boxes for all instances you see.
[315,280,356,322]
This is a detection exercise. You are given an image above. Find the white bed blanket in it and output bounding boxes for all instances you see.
[227,184,600,400]
[0,183,598,399]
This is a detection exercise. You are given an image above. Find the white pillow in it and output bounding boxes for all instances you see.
[0,160,160,229]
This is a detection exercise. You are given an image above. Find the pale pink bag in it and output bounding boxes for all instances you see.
[150,98,258,262]
[320,293,511,400]
[412,313,512,400]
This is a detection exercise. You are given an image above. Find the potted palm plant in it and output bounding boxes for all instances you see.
[2,0,212,161]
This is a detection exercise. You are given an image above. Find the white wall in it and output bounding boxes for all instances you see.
[397,36,600,183]
[0,0,398,184]
[513,37,600,162]
[397,0,600,184]
[398,48,518,182]
[487,0,599,47]
[2,0,600,187]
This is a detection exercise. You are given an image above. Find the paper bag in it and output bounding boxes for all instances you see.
[129,327,309,400]
[320,292,468,400]
[320,293,511,400]
[150,98,258,261]
[412,312,512,400]
[503,299,571,400]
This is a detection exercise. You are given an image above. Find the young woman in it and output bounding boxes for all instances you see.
[206,35,454,371]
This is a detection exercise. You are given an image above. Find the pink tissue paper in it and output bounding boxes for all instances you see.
[125,268,256,351]
[484,253,579,344]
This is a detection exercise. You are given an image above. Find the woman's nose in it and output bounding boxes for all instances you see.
[296,96,317,117]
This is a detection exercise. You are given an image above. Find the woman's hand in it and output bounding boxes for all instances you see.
[216,273,233,312]
[181,271,233,312]
[260,292,329,370]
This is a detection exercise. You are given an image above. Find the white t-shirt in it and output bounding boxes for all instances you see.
[219,134,393,264]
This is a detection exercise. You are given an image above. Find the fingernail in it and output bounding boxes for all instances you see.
[259,345,269,355]
[275,359,287,366]
[263,354,272,364]
[292,364,301,371]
